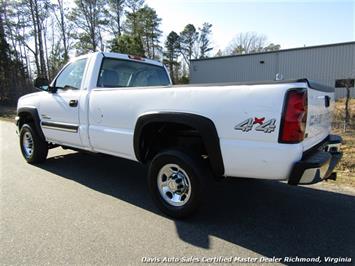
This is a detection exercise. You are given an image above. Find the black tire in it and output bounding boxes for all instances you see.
[148,149,209,218]
[19,123,48,164]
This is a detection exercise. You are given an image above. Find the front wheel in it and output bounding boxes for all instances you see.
[19,123,48,164]
[148,149,208,218]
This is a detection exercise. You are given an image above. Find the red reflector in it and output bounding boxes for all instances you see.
[279,89,307,143]
[128,55,144,61]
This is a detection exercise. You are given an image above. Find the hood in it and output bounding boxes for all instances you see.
[17,91,45,110]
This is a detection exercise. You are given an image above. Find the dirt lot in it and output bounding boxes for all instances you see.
[1,99,354,189]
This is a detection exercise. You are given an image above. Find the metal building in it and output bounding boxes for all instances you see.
[190,41,355,99]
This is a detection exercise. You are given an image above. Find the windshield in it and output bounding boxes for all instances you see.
[97,58,170,88]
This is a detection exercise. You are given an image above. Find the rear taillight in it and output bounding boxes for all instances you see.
[279,89,308,143]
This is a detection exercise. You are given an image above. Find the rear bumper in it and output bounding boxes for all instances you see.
[288,135,343,185]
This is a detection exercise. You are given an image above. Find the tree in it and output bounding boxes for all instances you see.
[0,3,32,105]
[264,43,281,52]
[136,6,162,59]
[226,32,266,54]
[105,0,126,37]
[31,0,49,78]
[10,0,51,79]
[47,13,67,79]
[123,3,162,59]
[163,31,180,83]
[3,0,51,79]
[2,0,27,71]
[124,0,144,35]
[69,0,107,53]
[110,34,144,56]
[179,24,199,66]
[198,22,213,59]
[344,80,352,128]
[122,0,144,56]
[0,5,11,102]
[336,79,355,130]
[126,0,144,15]
[215,49,223,57]
[226,32,280,55]
[52,0,72,62]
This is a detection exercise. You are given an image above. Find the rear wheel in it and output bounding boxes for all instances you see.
[20,123,48,164]
[148,149,209,218]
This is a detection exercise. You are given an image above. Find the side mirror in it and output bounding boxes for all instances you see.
[34,77,50,91]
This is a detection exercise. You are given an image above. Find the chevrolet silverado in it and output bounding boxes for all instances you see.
[16,52,342,217]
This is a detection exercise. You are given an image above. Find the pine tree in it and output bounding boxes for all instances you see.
[137,6,162,59]
[122,3,162,59]
[163,31,180,83]
[110,34,145,56]
[179,24,199,66]
[198,22,213,59]
[124,0,144,35]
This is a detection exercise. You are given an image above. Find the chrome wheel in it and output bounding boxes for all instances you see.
[22,131,34,158]
[157,164,192,207]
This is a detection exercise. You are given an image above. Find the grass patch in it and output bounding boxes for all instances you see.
[332,128,355,186]
[332,99,355,187]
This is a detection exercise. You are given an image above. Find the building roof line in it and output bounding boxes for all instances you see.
[191,41,355,62]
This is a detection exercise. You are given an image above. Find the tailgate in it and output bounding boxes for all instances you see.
[303,80,334,151]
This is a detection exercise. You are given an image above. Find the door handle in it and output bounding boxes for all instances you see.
[69,99,78,107]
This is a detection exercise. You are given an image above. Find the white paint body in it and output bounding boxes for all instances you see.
[17,52,333,180]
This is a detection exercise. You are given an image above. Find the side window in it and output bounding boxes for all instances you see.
[55,59,87,90]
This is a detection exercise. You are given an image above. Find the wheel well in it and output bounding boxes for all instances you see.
[18,112,34,129]
[138,122,207,162]
[17,108,45,140]
[134,113,225,177]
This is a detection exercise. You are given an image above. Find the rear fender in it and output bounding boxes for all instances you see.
[133,112,225,177]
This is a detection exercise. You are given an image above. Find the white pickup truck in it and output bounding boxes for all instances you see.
[16,52,342,218]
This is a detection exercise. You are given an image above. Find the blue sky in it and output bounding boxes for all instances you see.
[145,0,355,53]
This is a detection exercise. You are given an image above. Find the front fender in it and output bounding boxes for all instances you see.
[17,107,45,141]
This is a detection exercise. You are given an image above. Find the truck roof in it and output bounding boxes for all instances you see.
[100,52,164,67]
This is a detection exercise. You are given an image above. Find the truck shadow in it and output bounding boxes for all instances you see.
[39,151,355,260]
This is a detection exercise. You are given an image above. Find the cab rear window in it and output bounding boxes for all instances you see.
[97,58,170,88]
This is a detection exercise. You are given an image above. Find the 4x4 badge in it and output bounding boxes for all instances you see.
[235,117,276,133]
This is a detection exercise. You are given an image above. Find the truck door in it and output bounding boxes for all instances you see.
[39,58,87,147]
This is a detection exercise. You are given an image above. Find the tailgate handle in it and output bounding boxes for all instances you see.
[325,96,330,108]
